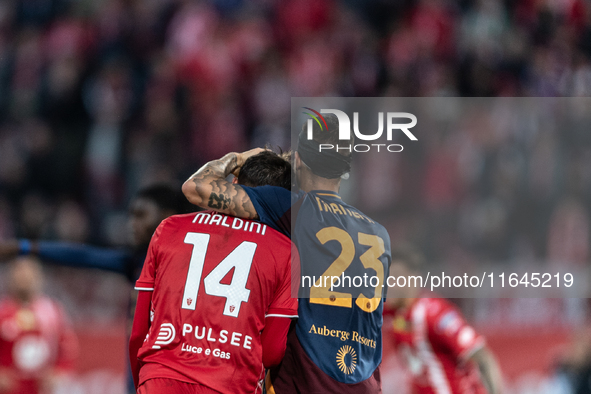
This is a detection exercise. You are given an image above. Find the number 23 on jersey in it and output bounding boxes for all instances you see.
[310,227,386,313]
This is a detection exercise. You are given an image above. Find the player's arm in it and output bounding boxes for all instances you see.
[182,148,264,219]
[427,301,502,393]
[468,346,504,394]
[129,220,162,389]
[0,239,129,274]
[261,317,293,367]
[129,290,152,389]
[262,244,299,367]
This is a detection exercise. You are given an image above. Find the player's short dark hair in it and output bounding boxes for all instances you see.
[135,183,194,214]
[391,244,424,273]
[238,151,291,190]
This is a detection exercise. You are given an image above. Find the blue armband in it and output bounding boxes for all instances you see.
[18,239,32,255]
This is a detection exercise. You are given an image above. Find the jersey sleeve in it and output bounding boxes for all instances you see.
[129,290,153,388]
[134,222,165,291]
[266,245,298,318]
[261,316,292,368]
[35,241,131,275]
[427,300,485,361]
[242,186,294,237]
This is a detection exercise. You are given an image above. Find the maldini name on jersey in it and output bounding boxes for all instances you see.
[192,211,268,234]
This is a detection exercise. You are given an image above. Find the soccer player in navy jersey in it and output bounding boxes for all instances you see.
[182,114,392,393]
[130,151,297,394]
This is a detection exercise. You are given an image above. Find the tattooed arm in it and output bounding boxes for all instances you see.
[182,149,264,219]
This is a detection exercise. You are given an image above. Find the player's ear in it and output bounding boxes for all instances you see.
[232,177,239,185]
[294,151,301,169]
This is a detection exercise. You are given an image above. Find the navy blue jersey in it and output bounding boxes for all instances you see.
[243,186,391,385]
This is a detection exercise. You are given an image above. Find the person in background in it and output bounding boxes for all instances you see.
[384,245,504,394]
[0,184,193,283]
[0,257,77,394]
[0,183,194,393]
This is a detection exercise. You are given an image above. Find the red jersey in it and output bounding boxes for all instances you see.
[134,211,297,394]
[387,298,486,394]
[0,297,77,394]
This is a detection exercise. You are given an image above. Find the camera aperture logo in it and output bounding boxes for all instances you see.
[303,108,417,153]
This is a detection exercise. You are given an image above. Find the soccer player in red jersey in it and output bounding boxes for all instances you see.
[0,257,77,394]
[384,246,503,394]
[129,151,297,394]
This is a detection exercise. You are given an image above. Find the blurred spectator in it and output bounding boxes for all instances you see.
[0,257,77,394]
[547,196,590,267]
[53,199,90,243]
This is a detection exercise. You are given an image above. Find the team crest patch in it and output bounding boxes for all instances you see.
[187,298,192,306]
[229,305,235,313]
[336,345,357,375]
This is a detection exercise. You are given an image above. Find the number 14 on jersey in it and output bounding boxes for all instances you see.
[181,232,256,318]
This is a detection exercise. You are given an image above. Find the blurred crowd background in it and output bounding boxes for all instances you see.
[350,97,591,273]
[1,0,591,254]
[1,0,591,392]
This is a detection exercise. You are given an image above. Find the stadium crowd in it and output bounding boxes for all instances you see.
[0,1,590,393]
[0,0,590,281]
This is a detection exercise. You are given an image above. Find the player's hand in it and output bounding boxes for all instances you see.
[232,148,267,177]
[0,240,19,262]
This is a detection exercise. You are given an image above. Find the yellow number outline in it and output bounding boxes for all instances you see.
[355,233,385,313]
[309,227,386,313]
[310,227,354,308]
